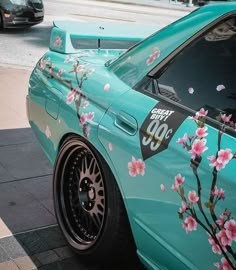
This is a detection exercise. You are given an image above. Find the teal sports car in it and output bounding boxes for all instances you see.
[27,4,236,270]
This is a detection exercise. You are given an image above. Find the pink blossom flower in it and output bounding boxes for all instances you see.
[196,108,208,118]
[208,234,222,254]
[216,84,226,91]
[104,83,110,92]
[80,113,88,126]
[136,159,145,176]
[108,143,113,151]
[45,125,51,138]
[128,157,145,177]
[179,201,187,213]
[176,133,188,146]
[196,126,208,138]
[189,108,208,121]
[215,258,233,270]
[128,157,138,177]
[82,99,89,109]
[66,89,76,104]
[160,184,165,192]
[216,229,232,247]
[174,173,185,187]
[217,149,233,164]
[188,191,199,203]
[214,258,233,270]
[211,186,225,200]
[229,121,236,130]
[224,219,236,242]
[216,214,225,227]
[54,36,62,47]
[182,216,197,233]
[74,64,85,73]
[221,114,232,123]
[87,112,95,122]
[171,184,179,191]
[188,87,194,94]
[146,47,161,65]
[208,155,225,171]
[214,262,222,270]
[189,139,208,159]
[208,155,217,167]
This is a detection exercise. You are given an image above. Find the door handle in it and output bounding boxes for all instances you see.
[114,111,138,135]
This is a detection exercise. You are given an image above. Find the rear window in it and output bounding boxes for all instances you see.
[70,38,138,50]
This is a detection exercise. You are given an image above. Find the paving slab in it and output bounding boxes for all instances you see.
[0,260,19,270]
[13,256,37,270]
[0,181,56,234]
[0,142,52,180]
[0,128,36,146]
[0,163,15,183]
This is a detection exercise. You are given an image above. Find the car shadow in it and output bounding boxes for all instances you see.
[0,127,145,270]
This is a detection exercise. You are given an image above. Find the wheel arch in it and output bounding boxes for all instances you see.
[57,132,127,202]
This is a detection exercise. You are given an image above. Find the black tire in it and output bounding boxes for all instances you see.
[53,136,138,265]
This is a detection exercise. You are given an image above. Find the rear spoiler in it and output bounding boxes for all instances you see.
[49,21,159,54]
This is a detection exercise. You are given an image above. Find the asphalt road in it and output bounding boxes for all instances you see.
[0,0,190,68]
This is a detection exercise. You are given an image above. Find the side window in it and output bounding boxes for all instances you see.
[155,17,236,126]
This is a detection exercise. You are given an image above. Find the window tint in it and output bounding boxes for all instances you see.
[156,17,236,124]
[70,38,137,50]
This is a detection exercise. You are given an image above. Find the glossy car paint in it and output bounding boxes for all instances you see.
[0,0,44,28]
[27,4,236,269]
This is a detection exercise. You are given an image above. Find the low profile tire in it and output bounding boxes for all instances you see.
[53,136,137,265]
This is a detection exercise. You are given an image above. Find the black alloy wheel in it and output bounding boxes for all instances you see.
[53,136,138,265]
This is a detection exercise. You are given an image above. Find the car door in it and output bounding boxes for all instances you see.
[98,16,236,270]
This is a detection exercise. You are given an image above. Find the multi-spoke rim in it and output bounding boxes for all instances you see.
[59,143,106,247]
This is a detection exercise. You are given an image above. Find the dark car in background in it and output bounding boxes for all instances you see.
[0,0,44,29]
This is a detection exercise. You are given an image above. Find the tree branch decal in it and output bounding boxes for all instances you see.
[175,108,236,270]
[38,56,95,138]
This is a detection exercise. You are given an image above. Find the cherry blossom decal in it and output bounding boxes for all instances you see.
[45,125,51,138]
[37,56,95,138]
[216,84,226,92]
[188,87,194,94]
[104,83,110,92]
[108,143,113,151]
[54,36,63,48]
[160,184,165,192]
[128,157,145,177]
[146,47,160,66]
[173,108,236,269]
